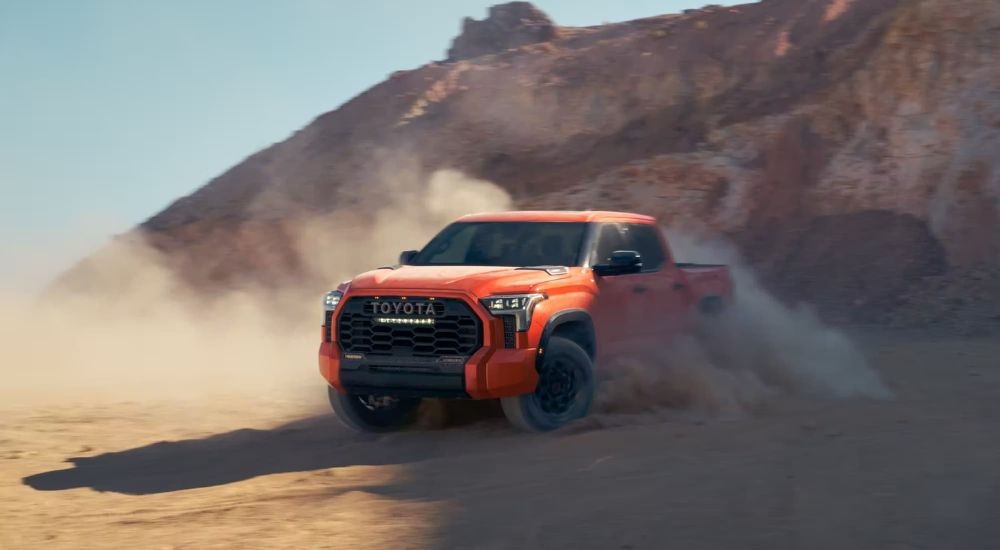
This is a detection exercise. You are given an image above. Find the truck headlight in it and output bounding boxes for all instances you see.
[323,290,343,313]
[479,293,546,331]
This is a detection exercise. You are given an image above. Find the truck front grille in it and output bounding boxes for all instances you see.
[337,297,482,357]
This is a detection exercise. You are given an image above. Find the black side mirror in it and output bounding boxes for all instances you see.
[592,250,643,276]
[399,250,418,265]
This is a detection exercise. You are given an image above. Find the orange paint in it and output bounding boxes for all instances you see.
[319,211,733,400]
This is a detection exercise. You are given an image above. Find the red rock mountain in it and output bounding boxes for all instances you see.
[71,0,1000,329]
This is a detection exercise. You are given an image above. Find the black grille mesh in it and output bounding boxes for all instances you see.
[501,315,516,348]
[337,297,481,357]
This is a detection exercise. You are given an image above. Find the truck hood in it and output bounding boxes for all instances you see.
[347,265,573,297]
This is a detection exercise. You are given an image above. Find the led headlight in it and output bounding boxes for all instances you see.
[323,290,343,312]
[479,293,546,331]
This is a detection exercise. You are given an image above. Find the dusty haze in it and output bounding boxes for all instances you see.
[1,169,888,424]
[589,228,891,425]
[0,169,511,408]
[2,167,985,550]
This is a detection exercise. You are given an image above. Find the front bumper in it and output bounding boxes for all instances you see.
[319,341,539,399]
[319,289,539,399]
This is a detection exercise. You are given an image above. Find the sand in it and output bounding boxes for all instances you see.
[3,329,998,550]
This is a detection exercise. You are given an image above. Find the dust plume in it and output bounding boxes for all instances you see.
[0,169,511,409]
[1,169,890,425]
[591,228,893,422]
[292,169,512,284]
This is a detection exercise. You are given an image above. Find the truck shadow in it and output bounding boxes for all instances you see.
[23,403,513,495]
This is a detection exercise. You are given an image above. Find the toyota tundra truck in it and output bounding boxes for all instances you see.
[319,210,732,432]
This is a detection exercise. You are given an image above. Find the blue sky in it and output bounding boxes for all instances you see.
[0,0,739,289]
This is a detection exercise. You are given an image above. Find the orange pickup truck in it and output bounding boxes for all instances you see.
[319,211,732,432]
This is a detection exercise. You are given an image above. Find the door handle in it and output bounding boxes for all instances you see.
[632,285,648,294]
[672,282,685,291]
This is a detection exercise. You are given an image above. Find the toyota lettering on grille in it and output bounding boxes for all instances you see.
[369,300,438,316]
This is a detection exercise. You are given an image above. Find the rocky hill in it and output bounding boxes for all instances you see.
[69,0,1000,330]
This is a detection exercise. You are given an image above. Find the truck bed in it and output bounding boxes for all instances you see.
[676,263,733,303]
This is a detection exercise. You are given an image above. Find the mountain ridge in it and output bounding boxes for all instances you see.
[65,0,1000,330]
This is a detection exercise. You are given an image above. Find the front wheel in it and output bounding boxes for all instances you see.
[501,336,595,432]
[327,387,421,433]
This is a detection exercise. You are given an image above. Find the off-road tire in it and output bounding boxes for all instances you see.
[328,387,421,433]
[501,336,595,432]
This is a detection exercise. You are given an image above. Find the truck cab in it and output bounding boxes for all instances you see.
[319,211,732,432]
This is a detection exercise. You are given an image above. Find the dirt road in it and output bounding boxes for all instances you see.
[3,330,999,549]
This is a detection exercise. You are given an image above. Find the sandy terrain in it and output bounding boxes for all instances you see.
[3,329,998,550]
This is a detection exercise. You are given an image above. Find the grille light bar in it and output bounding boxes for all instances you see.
[375,317,436,326]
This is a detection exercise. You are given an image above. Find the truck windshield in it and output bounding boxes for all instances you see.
[409,221,589,267]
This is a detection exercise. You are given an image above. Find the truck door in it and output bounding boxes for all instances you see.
[620,223,694,340]
[588,222,672,357]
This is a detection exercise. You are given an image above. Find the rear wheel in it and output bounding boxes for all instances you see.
[501,336,595,432]
[327,387,421,433]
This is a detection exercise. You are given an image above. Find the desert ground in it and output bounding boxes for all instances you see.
[4,0,997,548]
[3,327,998,550]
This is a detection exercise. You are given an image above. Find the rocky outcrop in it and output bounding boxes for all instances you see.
[446,2,557,61]
[72,0,999,329]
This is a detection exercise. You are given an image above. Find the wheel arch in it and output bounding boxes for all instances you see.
[537,309,596,368]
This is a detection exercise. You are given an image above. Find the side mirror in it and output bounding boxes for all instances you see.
[399,250,418,265]
[592,250,643,276]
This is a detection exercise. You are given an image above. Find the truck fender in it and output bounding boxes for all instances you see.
[537,309,596,369]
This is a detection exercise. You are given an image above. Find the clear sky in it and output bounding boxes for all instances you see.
[0,0,740,290]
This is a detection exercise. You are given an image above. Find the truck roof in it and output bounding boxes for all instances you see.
[456,210,657,223]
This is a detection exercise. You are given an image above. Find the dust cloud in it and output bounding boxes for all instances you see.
[0,169,511,409]
[1,168,889,424]
[591,229,893,423]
